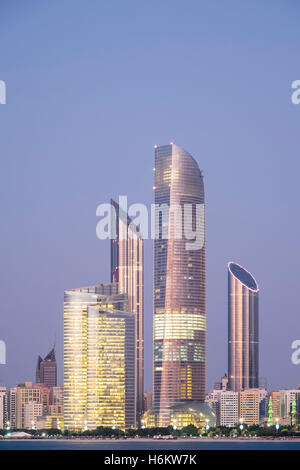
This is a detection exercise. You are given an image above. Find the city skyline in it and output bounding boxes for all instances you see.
[1,2,300,393]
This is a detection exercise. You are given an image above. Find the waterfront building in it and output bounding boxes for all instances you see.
[110,199,144,416]
[153,143,206,426]
[239,388,260,426]
[228,262,259,392]
[64,283,136,431]
[220,391,239,428]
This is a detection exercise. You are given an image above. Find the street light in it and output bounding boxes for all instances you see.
[6,421,10,431]
[275,418,279,431]
[239,419,244,431]
[205,419,210,431]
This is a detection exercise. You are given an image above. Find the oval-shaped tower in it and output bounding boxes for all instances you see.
[228,262,259,392]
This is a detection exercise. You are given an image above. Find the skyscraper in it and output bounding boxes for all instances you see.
[110,199,144,416]
[153,143,206,426]
[228,262,259,392]
[36,348,57,388]
[64,283,136,430]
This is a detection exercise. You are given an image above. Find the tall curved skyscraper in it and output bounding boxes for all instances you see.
[153,143,206,426]
[228,262,259,392]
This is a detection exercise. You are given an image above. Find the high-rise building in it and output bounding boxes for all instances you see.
[153,143,206,426]
[36,348,57,388]
[0,387,7,429]
[64,283,136,431]
[239,388,260,426]
[228,262,259,392]
[110,199,144,416]
[220,391,239,427]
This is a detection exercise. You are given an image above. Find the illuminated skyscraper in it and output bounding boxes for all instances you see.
[228,262,259,392]
[153,143,206,426]
[64,283,136,430]
[110,199,144,416]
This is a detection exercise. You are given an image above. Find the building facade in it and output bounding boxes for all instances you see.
[110,199,144,416]
[153,143,206,426]
[239,388,260,426]
[64,283,136,431]
[220,391,239,427]
[228,262,259,392]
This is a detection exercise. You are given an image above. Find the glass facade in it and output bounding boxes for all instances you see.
[110,199,144,416]
[153,143,206,426]
[228,262,259,392]
[64,283,136,430]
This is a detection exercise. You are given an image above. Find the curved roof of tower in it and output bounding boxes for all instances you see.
[228,262,259,292]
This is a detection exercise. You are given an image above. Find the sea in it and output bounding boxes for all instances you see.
[0,439,300,450]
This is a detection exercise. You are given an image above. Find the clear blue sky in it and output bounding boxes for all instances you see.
[0,0,299,392]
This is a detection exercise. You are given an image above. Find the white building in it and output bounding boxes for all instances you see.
[220,391,239,427]
[23,402,43,429]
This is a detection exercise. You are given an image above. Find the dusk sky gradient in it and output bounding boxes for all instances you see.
[0,0,299,392]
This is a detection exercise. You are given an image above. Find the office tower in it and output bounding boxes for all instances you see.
[228,262,259,392]
[220,391,239,427]
[153,143,206,426]
[0,387,6,429]
[64,283,136,431]
[110,199,144,416]
[36,348,57,388]
[239,388,260,425]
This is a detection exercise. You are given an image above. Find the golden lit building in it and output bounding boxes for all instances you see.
[239,388,260,425]
[64,283,136,431]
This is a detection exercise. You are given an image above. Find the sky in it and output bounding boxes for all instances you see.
[0,0,299,392]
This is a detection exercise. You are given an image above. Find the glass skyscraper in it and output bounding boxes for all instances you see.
[64,283,136,430]
[110,199,144,416]
[153,143,206,426]
[228,262,259,392]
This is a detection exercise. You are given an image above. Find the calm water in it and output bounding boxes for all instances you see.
[1,439,300,450]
